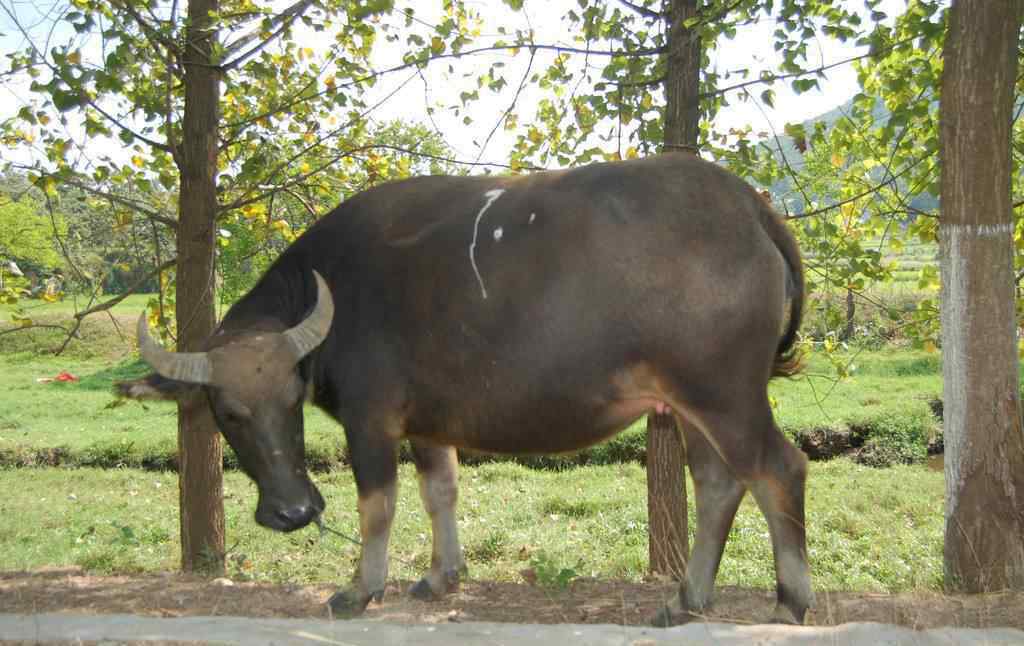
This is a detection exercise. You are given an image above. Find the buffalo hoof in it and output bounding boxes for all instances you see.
[327,588,377,619]
[409,567,464,601]
[651,605,698,628]
[409,578,438,601]
[769,603,805,625]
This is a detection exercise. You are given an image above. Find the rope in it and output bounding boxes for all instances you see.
[313,516,420,568]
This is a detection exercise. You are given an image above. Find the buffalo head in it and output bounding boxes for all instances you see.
[120,272,334,533]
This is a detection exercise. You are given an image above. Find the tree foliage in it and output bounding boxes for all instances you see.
[0,0,469,327]
[0,193,64,273]
[3,0,1022,353]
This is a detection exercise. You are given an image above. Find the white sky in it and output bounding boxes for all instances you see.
[0,0,914,171]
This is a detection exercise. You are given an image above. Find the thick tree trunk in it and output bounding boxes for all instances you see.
[646,0,700,579]
[175,0,224,574]
[939,0,1024,592]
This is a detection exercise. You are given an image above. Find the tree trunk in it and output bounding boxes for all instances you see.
[939,0,1024,592]
[175,0,224,574]
[662,0,701,153]
[646,0,700,579]
[646,413,687,579]
[841,288,855,342]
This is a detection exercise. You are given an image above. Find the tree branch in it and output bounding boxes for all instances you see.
[787,155,928,220]
[0,323,71,338]
[87,99,173,153]
[223,143,542,215]
[698,0,749,25]
[73,258,176,321]
[221,50,340,146]
[476,48,537,163]
[220,0,315,72]
[108,0,183,77]
[611,74,666,88]
[220,71,423,212]
[279,186,318,219]
[616,0,663,21]
[703,38,912,99]
[223,40,667,130]
[44,174,178,230]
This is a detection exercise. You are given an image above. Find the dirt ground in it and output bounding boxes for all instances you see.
[2,567,1023,632]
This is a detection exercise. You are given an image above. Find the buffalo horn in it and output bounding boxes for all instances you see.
[282,270,335,360]
[136,313,214,384]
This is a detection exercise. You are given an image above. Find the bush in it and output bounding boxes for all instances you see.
[850,405,937,467]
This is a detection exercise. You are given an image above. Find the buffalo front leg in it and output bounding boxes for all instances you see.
[328,429,398,618]
[408,439,466,600]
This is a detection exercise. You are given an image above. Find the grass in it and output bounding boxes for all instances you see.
[0,300,945,470]
[0,354,347,470]
[0,348,943,470]
[0,296,348,470]
[0,294,152,360]
[0,290,949,596]
[771,349,942,463]
[0,458,944,592]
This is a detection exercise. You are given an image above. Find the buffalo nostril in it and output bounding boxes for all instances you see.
[276,504,317,531]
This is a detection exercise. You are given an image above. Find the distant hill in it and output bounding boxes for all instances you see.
[762,97,939,216]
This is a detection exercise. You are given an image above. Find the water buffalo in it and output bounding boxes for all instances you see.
[118,152,811,624]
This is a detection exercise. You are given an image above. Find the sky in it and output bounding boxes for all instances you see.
[0,0,914,171]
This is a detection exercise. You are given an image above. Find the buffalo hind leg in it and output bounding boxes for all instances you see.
[408,440,466,600]
[663,395,813,625]
[705,399,813,624]
[747,426,813,624]
[653,423,746,626]
[328,428,398,618]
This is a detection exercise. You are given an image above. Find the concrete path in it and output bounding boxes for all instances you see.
[1,614,1023,645]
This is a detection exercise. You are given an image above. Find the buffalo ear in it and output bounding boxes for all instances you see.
[115,373,198,401]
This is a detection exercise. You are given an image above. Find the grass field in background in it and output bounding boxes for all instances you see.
[0,459,943,592]
[0,283,948,594]
[0,341,944,470]
[1,291,945,469]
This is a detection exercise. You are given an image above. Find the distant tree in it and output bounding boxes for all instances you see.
[0,196,64,277]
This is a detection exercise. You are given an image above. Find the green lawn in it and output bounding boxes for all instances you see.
[0,308,945,468]
[0,347,943,470]
[0,458,943,592]
[773,350,939,426]
[0,353,346,469]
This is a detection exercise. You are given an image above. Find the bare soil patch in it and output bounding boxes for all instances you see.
[2,568,1022,631]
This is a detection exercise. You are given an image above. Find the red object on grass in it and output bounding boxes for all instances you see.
[54,371,78,382]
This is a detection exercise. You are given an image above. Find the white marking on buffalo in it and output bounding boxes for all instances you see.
[469,189,506,299]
